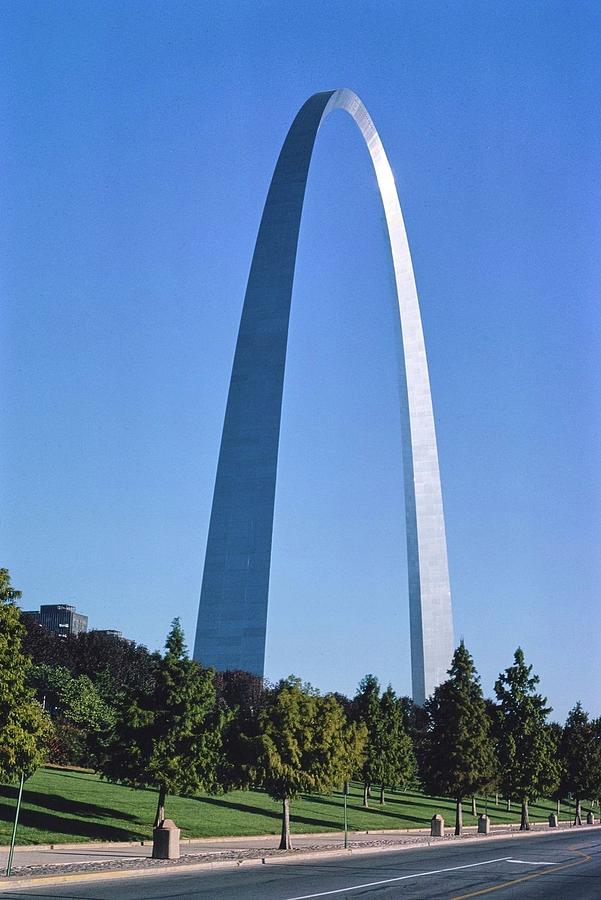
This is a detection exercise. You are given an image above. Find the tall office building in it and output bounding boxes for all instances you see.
[23,603,88,638]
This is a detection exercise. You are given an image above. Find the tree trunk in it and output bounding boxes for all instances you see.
[495,792,499,806]
[574,796,582,826]
[471,796,477,817]
[363,782,370,808]
[455,798,463,835]
[520,798,529,831]
[506,798,511,812]
[557,798,560,816]
[154,786,167,828]
[279,797,292,850]
[380,784,385,805]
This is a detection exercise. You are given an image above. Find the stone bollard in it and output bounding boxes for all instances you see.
[430,814,445,837]
[587,812,595,825]
[477,814,491,835]
[548,813,558,827]
[152,818,181,859]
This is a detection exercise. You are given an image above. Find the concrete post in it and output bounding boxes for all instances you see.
[477,815,491,834]
[548,813,558,827]
[430,814,445,837]
[152,819,181,859]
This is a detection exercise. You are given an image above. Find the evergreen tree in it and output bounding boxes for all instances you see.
[559,703,601,825]
[494,647,559,830]
[374,686,416,804]
[252,678,366,849]
[99,619,227,826]
[420,642,495,834]
[400,695,429,787]
[484,698,504,808]
[593,718,601,809]
[354,674,384,807]
[0,569,51,781]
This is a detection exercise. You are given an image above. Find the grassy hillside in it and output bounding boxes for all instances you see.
[0,768,584,846]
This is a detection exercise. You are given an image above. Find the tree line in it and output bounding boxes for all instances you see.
[2,568,600,848]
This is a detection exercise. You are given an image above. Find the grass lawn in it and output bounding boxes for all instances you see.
[0,768,586,846]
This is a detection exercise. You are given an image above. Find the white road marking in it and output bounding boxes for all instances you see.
[282,857,512,899]
[506,858,554,866]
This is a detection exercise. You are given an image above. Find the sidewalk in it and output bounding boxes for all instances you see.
[1,819,596,881]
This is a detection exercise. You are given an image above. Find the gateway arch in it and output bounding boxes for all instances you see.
[193,89,454,704]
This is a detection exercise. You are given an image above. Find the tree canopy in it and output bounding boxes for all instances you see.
[252,677,366,848]
[99,619,228,825]
[0,569,51,782]
[354,677,415,805]
[21,619,159,701]
[494,647,560,830]
[420,642,495,834]
[559,702,601,825]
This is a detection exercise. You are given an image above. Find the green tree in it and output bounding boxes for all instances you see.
[0,568,51,781]
[354,674,384,807]
[373,686,416,804]
[420,642,496,834]
[99,619,227,826]
[29,664,114,731]
[29,663,115,766]
[559,703,601,825]
[252,678,366,849]
[593,718,601,810]
[400,695,429,789]
[494,648,560,830]
[21,620,160,702]
[60,673,115,731]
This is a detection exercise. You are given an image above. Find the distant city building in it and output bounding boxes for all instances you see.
[91,629,122,638]
[22,603,88,637]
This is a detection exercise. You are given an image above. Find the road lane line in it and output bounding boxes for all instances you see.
[282,857,512,899]
[451,847,592,899]
[505,859,554,865]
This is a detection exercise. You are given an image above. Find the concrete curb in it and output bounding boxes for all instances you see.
[0,823,598,892]
[0,829,429,853]
[0,820,577,853]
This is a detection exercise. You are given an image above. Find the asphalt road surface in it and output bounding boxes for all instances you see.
[2,830,600,899]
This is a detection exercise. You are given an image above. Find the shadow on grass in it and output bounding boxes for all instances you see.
[299,793,430,826]
[0,786,140,824]
[0,801,145,842]
[42,771,105,785]
[196,796,343,831]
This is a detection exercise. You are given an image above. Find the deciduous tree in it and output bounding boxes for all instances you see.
[0,569,51,781]
[252,678,366,849]
[29,663,115,766]
[21,620,159,702]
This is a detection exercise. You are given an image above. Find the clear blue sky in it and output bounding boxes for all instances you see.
[2,1,599,721]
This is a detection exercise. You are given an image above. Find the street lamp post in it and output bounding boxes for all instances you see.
[6,772,25,877]
[343,781,349,849]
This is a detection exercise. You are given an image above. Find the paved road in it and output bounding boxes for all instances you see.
[2,830,600,899]
[0,827,524,871]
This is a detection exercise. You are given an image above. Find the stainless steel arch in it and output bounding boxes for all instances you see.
[193,89,454,704]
